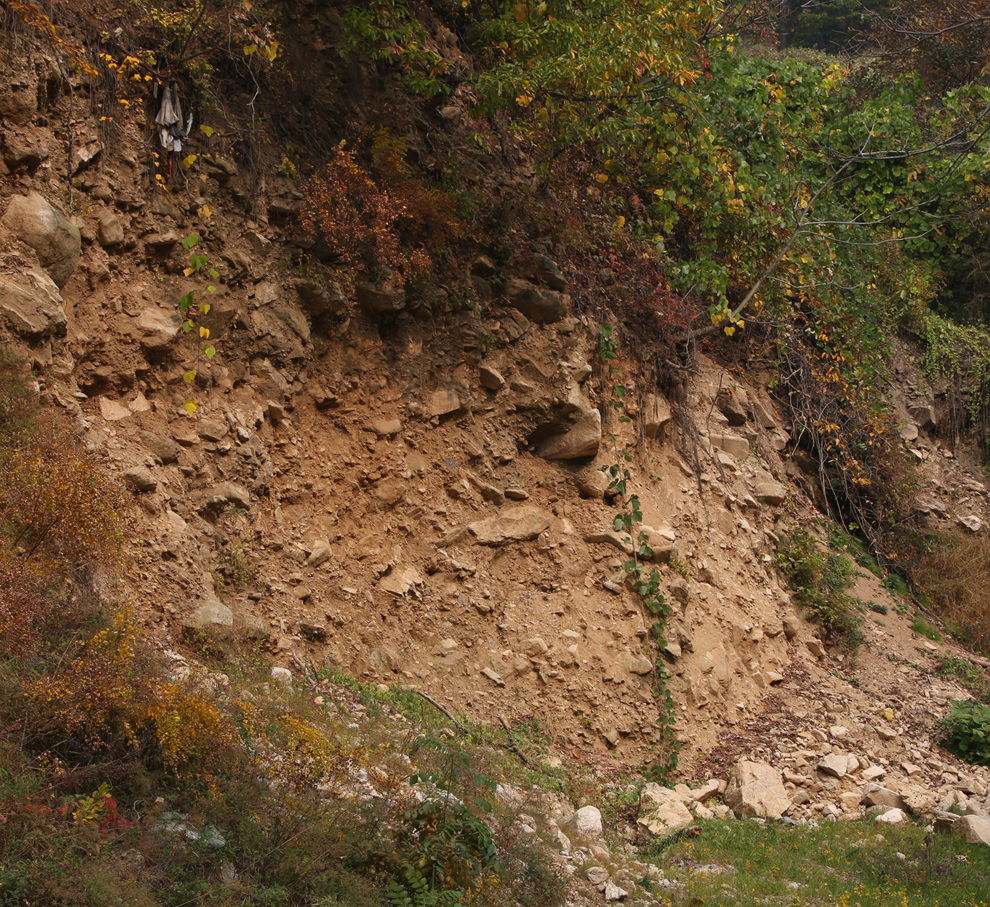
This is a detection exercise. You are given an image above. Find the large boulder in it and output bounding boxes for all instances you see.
[637,784,694,837]
[96,209,124,247]
[643,393,672,439]
[959,815,990,846]
[295,277,347,319]
[2,191,81,288]
[537,409,602,460]
[562,805,603,841]
[0,269,66,336]
[462,506,551,546]
[519,254,566,290]
[183,600,234,633]
[504,277,568,323]
[356,275,405,315]
[133,305,182,353]
[724,760,791,819]
[862,784,906,810]
[754,481,788,506]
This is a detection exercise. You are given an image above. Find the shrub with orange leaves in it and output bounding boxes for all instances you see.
[0,426,123,582]
[27,608,144,752]
[28,607,239,777]
[777,327,916,566]
[270,713,360,791]
[0,362,123,655]
[147,682,236,777]
[300,141,437,285]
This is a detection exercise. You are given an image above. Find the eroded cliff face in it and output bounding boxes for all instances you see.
[3,26,990,788]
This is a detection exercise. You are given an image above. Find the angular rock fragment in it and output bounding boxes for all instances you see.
[724,760,790,819]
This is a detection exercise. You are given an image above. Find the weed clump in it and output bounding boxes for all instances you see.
[940,700,990,768]
[935,654,990,700]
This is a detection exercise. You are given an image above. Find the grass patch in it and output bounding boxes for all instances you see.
[829,526,884,577]
[912,615,943,641]
[649,817,990,906]
[884,573,911,597]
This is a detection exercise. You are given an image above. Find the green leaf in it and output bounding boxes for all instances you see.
[179,291,195,310]
[181,234,200,251]
[204,346,216,359]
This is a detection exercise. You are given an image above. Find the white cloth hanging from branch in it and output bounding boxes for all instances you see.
[155,83,193,153]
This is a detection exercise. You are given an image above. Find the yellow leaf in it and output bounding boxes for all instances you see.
[595,173,609,184]
[200,124,215,137]
[183,400,198,415]
[616,215,625,228]
[199,303,211,314]
[244,44,258,56]
[724,325,736,336]
[198,204,213,219]
[184,369,197,384]
[183,154,198,168]
[183,267,195,277]
[200,326,210,339]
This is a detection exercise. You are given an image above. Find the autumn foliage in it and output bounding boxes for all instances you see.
[0,364,123,654]
[300,135,458,285]
[873,0,990,91]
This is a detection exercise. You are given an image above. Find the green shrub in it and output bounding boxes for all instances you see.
[940,700,990,767]
[775,526,862,643]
